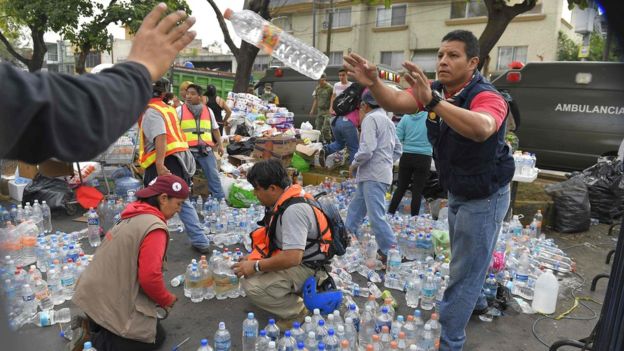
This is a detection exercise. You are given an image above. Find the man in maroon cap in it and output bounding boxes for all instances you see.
[73,174,189,351]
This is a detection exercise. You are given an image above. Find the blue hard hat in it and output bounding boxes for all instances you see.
[184,61,194,68]
[302,276,343,316]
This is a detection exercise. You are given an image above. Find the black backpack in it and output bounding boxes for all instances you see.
[332,82,365,117]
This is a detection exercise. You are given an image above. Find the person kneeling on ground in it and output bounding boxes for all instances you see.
[233,159,331,329]
[72,175,187,351]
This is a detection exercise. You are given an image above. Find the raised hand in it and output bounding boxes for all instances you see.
[402,61,432,106]
[343,53,379,87]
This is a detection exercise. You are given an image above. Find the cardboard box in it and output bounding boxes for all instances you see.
[228,155,255,167]
[9,178,32,202]
[18,160,74,179]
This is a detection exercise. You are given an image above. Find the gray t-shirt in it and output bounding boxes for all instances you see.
[141,107,196,176]
[274,202,325,263]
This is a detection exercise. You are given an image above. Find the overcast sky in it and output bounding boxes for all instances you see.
[44,0,246,49]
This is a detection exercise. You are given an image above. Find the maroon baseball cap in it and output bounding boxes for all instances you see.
[135,174,190,199]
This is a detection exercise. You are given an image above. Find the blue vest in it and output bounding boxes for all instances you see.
[426,72,515,199]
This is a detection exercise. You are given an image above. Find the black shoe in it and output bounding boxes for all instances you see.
[192,245,211,254]
[472,306,489,316]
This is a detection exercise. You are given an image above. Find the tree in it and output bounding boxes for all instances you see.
[557,31,579,61]
[207,0,271,93]
[66,0,190,75]
[0,0,92,72]
[477,0,589,71]
[557,30,622,62]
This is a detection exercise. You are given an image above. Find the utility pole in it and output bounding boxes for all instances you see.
[312,0,316,48]
[325,0,334,57]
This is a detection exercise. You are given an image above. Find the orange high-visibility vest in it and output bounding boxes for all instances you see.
[249,184,332,261]
[179,104,215,148]
[138,99,189,169]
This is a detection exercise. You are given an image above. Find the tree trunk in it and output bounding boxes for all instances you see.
[233,42,261,92]
[478,14,512,71]
[75,45,91,75]
[28,27,47,72]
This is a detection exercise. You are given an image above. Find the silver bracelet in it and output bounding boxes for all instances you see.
[254,260,261,272]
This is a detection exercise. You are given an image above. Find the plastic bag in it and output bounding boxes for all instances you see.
[228,180,259,208]
[324,150,347,170]
[291,152,310,173]
[22,174,73,210]
[300,121,314,130]
[580,158,624,224]
[431,229,450,259]
[545,176,591,233]
[227,140,255,156]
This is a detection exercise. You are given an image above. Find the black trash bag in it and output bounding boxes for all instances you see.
[21,174,73,210]
[227,139,255,156]
[234,123,250,137]
[580,158,624,224]
[545,176,591,233]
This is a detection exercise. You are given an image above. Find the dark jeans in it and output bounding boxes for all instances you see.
[89,317,166,351]
[143,155,191,187]
[388,152,432,216]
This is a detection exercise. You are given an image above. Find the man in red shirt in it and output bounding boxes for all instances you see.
[344,30,515,351]
[73,175,188,351]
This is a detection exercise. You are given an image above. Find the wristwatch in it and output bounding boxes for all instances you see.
[424,90,444,112]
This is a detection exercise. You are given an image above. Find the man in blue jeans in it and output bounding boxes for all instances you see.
[344,29,514,350]
[140,81,212,254]
[177,84,226,201]
[345,90,402,259]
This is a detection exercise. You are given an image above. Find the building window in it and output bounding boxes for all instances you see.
[496,46,528,71]
[411,50,438,79]
[380,51,404,70]
[376,4,407,27]
[326,8,351,28]
[272,16,292,31]
[85,52,101,68]
[450,0,487,19]
[46,44,58,62]
[253,55,271,72]
[328,51,343,66]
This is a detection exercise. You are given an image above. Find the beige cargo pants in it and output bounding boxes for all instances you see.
[242,264,320,319]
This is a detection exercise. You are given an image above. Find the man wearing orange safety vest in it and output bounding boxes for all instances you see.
[177,84,225,199]
[232,159,332,329]
[138,78,212,254]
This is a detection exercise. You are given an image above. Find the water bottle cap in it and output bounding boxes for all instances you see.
[318,342,325,350]
[285,330,291,337]
[293,322,300,328]
[84,341,92,348]
[349,303,356,310]
[260,330,267,336]
[318,320,324,326]
[337,325,344,332]
[219,322,226,329]
[328,329,334,336]
[397,315,404,322]
[248,312,255,319]
[305,316,312,322]
[382,306,388,313]
[223,8,233,19]
[269,318,275,324]
[414,309,421,317]
[314,308,320,314]
[201,339,208,345]
[489,273,495,278]
[298,341,305,349]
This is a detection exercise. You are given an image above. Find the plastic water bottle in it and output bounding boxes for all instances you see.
[198,338,214,351]
[359,305,375,348]
[512,251,532,300]
[243,312,259,351]
[41,201,52,233]
[87,208,101,247]
[214,322,232,351]
[343,317,357,350]
[484,273,498,301]
[323,329,339,351]
[83,341,97,351]
[420,275,435,311]
[190,267,203,303]
[392,315,404,340]
[196,196,204,216]
[316,320,328,342]
[33,277,54,310]
[266,318,281,341]
[532,269,559,314]
[60,265,75,301]
[47,266,64,305]
[405,277,421,308]
[291,322,306,344]
[302,316,316,335]
[255,330,271,351]
[424,313,440,350]
[31,307,71,326]
[305,331,317,350]
[386,245,401,275]
[419,324,434,351]
[278,330,297,351]
[223,8,328,80]
[21,283,38,318]
[374,307,392,333]
[534,210,543,237]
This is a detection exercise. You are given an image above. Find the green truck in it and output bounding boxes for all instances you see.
[170,67,235,99]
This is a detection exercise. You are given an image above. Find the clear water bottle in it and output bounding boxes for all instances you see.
[33,277,54,311]
[243,312,259,351]
[392,315,404,340]
[198,338,214,351]
[322,329,339,351]
[386,245,401,275]
[278,330,297,351]
[86,208,101,247]
[60,265,76,301]
[291,321,306,344]
[424,313,440,350]
[31,307,71,326]
[47,266,64,305]
[484,273,498,301]
[214,321,232,351]
[189,266,203,303]
[302,316,316,335]
[256,330,271,351]
[343,317,358,350]
[21,283,38,318]
[344,304,360,332]
[512,251,532,300]
[223,8,328,80]
[358,306,375,348]
[40,201,52,233]
[419,324,434,351]
[420,275,435,311]
[532,269,559,314]
[83,341,97,351]
[315,320,328,343]
[266,318,281,342]
[374,307,392,334]
[305,331,317,351]
[533,210,543,237]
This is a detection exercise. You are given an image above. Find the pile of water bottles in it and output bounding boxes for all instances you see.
[173,248,247,302]
[194,304,444,350]
[0,198,95,332]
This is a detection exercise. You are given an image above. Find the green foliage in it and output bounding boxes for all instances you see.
[557,30,621,62]
[1,0,93,35]
[557,31,579,61]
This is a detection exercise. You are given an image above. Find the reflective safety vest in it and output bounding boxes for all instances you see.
[179,104,215,148]
[249,184,333,264]
[138,99,189,169]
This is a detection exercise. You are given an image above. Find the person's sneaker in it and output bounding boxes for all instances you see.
[472,305,489,316]
[277,307,309,331]
[192,245,211,254]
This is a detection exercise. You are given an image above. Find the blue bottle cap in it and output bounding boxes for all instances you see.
[201,339,208,346]
[382,307,388,313]
[248,312,255,319]
[260,330,267,336]
[318,320,325,326]
[293,322,300,328]
[269,318,275,324]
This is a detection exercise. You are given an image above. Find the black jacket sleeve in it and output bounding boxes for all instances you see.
[0,62,152,163]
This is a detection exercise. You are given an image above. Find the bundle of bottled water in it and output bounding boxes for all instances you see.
[172,247,247,302]
[513,151,538,178]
